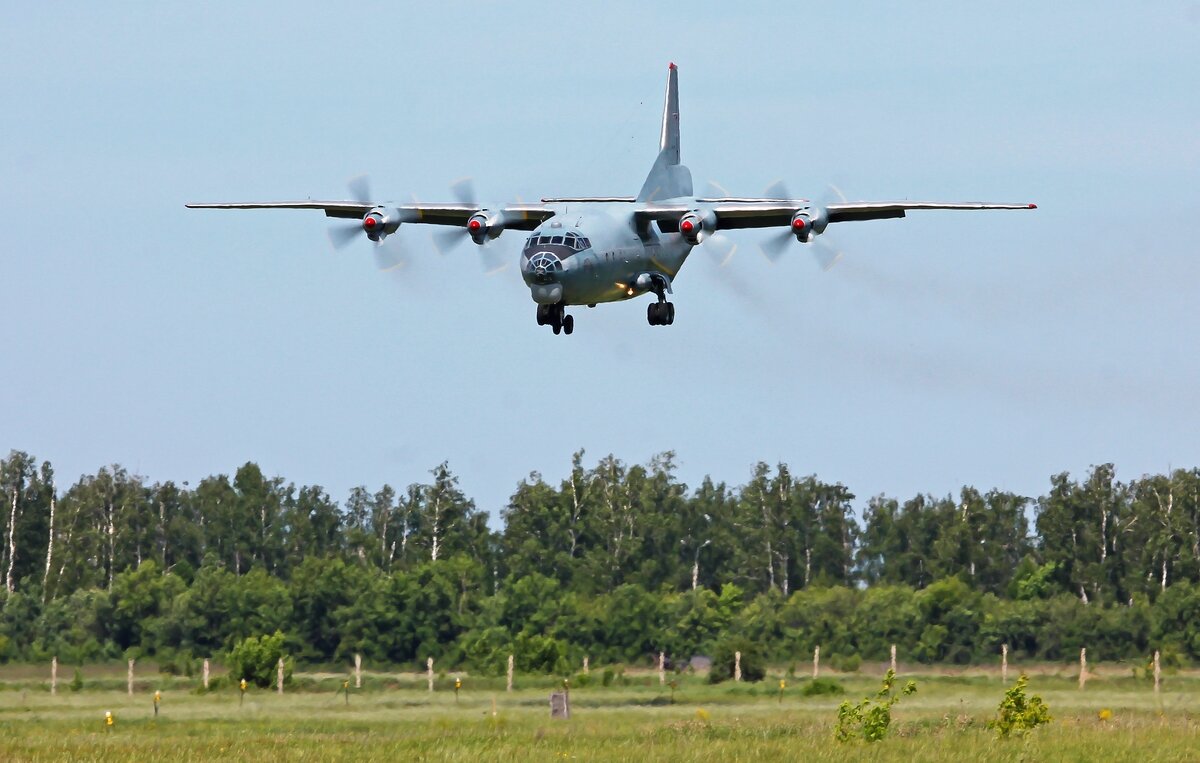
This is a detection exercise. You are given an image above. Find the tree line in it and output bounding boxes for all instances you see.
[3,449,1200,672]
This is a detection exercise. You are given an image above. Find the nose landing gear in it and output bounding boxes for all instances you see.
[536,303,574,335]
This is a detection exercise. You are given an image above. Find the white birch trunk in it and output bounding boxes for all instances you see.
[42,496,55,599]
[5,489,17,593]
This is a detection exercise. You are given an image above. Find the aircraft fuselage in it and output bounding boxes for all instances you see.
[520,203,692,306]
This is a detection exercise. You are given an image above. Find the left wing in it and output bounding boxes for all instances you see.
[636,199,1036,230]
[186,200,557,230]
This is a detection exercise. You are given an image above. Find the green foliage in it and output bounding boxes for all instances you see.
[802,677,844,696]
[226,631,292,688]
[988,674,1051,737]
[831,653,861,672]
[834,669,917,743]
[69,668,83,692]
[708,637,765,683]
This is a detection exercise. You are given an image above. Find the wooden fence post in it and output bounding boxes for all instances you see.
[734,651,742,682]
[277,658,284,694]
[890,644,896,675]
[813,646,820,680]
[658,652,665,685]
[127,659,134,696]
[1002,644,1008,683]
[427,657,434,692]
[354,654,362,689]
[51,656,57,696]
[506,654,514,692]
[1079,648,1087,690]
[202,659,210,690]
[1154,649,1161,698]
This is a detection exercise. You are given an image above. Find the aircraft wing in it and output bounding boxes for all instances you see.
[185,200,556,230]
[636,199,1035,230]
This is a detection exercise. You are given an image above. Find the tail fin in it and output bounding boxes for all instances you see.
[637,63,693,202]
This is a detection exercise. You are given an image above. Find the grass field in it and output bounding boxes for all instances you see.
[1,664,1197,761]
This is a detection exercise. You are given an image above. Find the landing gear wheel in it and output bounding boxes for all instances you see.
[536,305,549,326]
[647,303,658,325]
[563,315,574,335]
[666,303,675,325]
[552,322,562,335]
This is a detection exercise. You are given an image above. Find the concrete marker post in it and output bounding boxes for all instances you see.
[202,659,210,691]
[890,644,896,675]
[355,654,362,689]
[1079,648,1087,690]
[277,658,284,695]
[813,646,820,680]
[506,654,514,692]
[127,659,134,696]
[734,651,742,682]
[1002,644,1008,683]
[427,657,434,692]
[51,656,57,696]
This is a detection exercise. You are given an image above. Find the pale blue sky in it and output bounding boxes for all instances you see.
[2,2,1198,518]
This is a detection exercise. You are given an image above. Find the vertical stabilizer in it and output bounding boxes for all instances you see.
[637,63,692,202]
[660,63,680,165]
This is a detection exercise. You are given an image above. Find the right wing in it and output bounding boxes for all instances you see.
[186,200,557,230]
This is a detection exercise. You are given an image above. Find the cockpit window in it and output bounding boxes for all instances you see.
[550,235,563,245]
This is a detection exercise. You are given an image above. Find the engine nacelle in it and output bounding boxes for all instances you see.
[678,212,704,244]
[467,212,505,245]
[789,207,830,242]
[362,207,402,242]
[678,210,717,245]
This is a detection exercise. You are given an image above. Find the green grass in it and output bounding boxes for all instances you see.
[1,667,1197,761]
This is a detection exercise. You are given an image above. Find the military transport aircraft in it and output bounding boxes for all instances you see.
[188,64,1035,336]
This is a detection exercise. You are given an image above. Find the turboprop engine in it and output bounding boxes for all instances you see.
[466,212,505,245]
[361,207,403,242]
[678,210,717,245]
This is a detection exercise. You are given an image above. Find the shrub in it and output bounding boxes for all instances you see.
[708,637,764,683]
[834,669,916,743]
[831,654,861,673]
[601,667,615,687]
[989,674,1051,737]
[226,631,292,688]
[802,677,844,696]
[69,668,83,692]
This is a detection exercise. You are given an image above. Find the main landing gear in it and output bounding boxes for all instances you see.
[647,284,675,327]
[536,303,574,335]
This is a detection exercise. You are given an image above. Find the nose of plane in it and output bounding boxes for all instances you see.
[524,252,563,284]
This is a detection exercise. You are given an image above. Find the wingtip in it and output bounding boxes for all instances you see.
[668,62,677,70]
[1028,203,1037,209]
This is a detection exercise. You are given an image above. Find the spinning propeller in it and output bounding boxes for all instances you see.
[758,181,848,270]
[326,176,413,272]
[430,178,509,275]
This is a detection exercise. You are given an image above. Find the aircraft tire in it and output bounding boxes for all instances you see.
[563,315,574,335]
[666,303,675,325]
[552,322,562,335]
[647,303,659,326]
